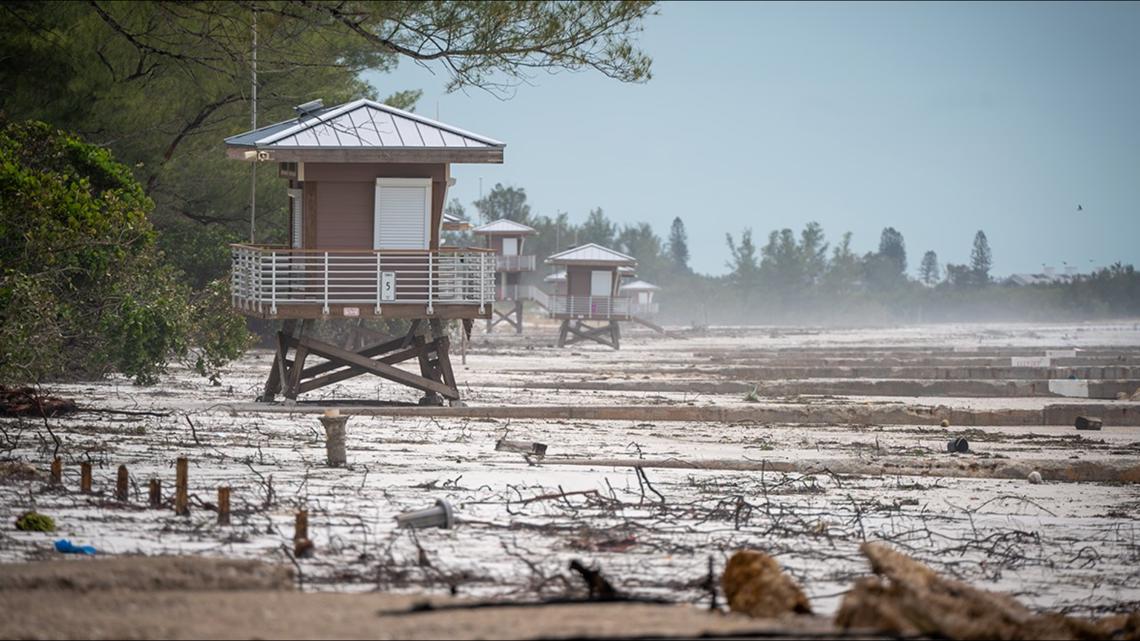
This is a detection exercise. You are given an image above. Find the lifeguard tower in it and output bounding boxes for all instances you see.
[545,243,637,349]
[471,219,538,333]
[224,98,502,404]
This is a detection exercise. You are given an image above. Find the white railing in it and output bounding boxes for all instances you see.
[231,244,496,315]
[549,295,633,319]
[630,301,660,316]
[495,254,536,271]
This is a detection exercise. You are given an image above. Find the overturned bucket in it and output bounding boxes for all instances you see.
[395,499,455,530]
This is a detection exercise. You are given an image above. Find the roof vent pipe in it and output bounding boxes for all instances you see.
[294,99,325,118]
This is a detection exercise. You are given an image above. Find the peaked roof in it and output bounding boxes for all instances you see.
[224,99,504,164]
[442,211,470,230]
[472,219,537,236]
[620,279,660,292]
[545,243,637,267]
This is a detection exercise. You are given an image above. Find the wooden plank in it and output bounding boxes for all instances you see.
[284,345,309,400]
[297,335,459,399]
[296,342,428,394]
[435,336,457,391]
[630,315,666,334]
[297,333,410,380]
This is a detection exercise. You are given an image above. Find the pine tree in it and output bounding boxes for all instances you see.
[878,227,907,276]
[667,217,690,273]
[970,231,992,285]
[919,250,940,286]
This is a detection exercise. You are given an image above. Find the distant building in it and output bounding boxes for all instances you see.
[1006,265,1080,286]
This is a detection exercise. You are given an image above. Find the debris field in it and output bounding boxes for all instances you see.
[1,321,1138,620]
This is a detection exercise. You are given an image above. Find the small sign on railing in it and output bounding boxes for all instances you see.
[380,271,397,301]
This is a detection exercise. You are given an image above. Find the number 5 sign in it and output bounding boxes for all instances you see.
[380,272,396,301]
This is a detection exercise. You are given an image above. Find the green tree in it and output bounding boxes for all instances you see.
[667,217,690,273]
[970,230,992,285]
[1,1,655,287]
[878,227,907,276]
[823,232,862,294]
[473,184,531,224]
[579,208,617,247]
[617,222,666,281]
[0,120,249,384]
[920,250,940,286]
[726,229,761,296]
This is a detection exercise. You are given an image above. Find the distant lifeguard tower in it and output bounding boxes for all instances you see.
[545,243,638,349]
[471,219,538,333]
[224,98,503,404]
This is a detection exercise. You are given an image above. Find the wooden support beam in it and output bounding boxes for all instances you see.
[296,342,426,395]
[284,344,309,400]
[50,457,61,486]
[80,462,92,494]
[297,333,410,380]
[262,320,296,402]
[296,335,459,400]
[560,320,620,349]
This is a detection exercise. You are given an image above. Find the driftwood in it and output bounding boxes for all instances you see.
[495,438,547,457]
[722,550,812,618]
[0,386,76,417]
[836,542,1137,640]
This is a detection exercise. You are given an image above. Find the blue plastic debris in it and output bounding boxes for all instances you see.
[54,539,96,555]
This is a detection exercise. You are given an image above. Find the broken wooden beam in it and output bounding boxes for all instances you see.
[116,465,129,502]
[495,438,548,457]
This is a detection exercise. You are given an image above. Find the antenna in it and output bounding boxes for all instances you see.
[249,7,258,243]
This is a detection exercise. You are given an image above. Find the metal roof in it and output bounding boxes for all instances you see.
[620,279,660,292]
[224,98,504,150]
[545,243,637,267]
[472,219,537,235]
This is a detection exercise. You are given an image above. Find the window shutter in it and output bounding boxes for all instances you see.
[591,270,612,297]
[374,178,431,249]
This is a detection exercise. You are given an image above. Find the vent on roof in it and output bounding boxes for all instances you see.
[294,99,325,118]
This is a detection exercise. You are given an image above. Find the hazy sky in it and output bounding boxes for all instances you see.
[364,1,1140,277]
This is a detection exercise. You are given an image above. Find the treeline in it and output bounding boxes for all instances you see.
[458,183,1140,325]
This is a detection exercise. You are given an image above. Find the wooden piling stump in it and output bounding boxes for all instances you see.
[80,462,92,494]
[294,509,314,558]
[217,487,231,525]
[148,479,162,509]
[174,457,189,516]
[116,465,129,502]
[50,457,62,486]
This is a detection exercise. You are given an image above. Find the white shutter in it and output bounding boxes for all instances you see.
[502,237,518,256]
[287,188,303,249]
[591,270,612,296]
[374,178,431,249]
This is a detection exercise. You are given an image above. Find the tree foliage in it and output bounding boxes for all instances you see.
[0,0,656,283]
[0,120,250,384]
[667,217,690,273]
[970,230,992,285]
[473,183,531,224]
[920,251,940,286]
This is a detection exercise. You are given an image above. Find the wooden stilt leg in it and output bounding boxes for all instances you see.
[611,321,621,350]
[261,319,296,402]
[515,301,523,334]
[557,319,570,347]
